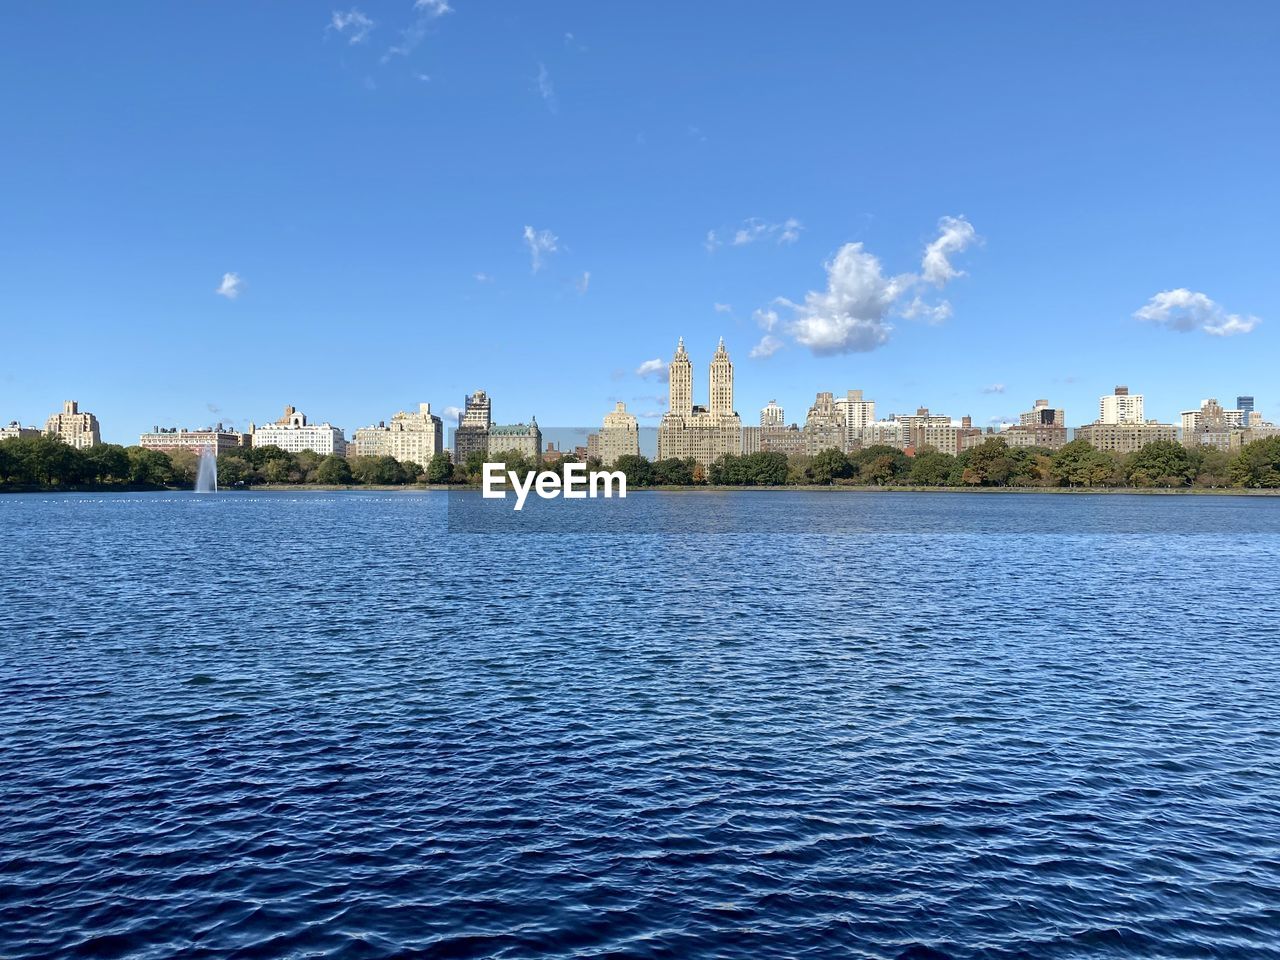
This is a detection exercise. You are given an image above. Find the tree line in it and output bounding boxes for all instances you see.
[3,433,1279,491]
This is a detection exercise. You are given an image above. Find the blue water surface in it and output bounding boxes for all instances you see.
[1,490,1278,959]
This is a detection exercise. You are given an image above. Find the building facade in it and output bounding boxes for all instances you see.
[488,419,542,460]
[453,390,492,464]
[760,400,785,428]
[45,401,101,449]
[599,401,640,466]
[0,422,40,441]
[251,406,346,456]
[835,389,876,451]
[1021,399,1065,428]
[139,425,247,455]
[1075,421,1177,454]
[657,338,743,468]
[351,403,443,464]
[1099,386,1144,425]
[803,391,844,454]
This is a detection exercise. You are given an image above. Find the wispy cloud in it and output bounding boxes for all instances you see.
[329,8,375,44]
[982,383,1006,394]
[536,63,557,113]
[522,225,559,273]
[442,405,463,423]
[750,335,784,359]
[770,215,978,356]
[575,271,591,295]
[714,302,733,314]
[636,358,668,381]
[706,217,804,252]
[383,0,451,61]
[215,272,244,300]
[474,272,493,283]
[1134,288,1261,337]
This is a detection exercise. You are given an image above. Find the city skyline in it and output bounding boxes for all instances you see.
[1,3,1277,443]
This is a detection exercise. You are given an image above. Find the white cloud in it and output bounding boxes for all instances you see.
[767,215,977,355]
[414,0,451,14]
[782,244,907,355]
[536,63,557,112]
[982,383,1006,394]
[636,358,668,381]
[1134,288,1261,337]
[576,271,591,295]
[900,296,953,324]
[708,217,804,252]
[330,8,375,44]
[474,272,493,283]
[215,272,244,300]
[522,225,559,273]
[754,307,779,332]
[442,405,464,423]
[714,302,733,314]
[921,215,978,286]
[750,335,784,359]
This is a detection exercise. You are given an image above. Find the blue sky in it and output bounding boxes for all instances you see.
[1,1,1277,443]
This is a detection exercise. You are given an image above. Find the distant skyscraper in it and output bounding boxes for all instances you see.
[709,337,733,416]
[1099,385,1144,424]
[760,400,784,428]
[803,391,843,454]
[1020,399,1065,428]
[658,338,742,468]
[1237,396,1255,425]
[834,389,875,450]
[45,401,101,449]
[669,338,693,417]
[599,402,640,466]
[454,390,492,463]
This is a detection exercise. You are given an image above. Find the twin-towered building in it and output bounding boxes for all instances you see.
[657,337,743,467]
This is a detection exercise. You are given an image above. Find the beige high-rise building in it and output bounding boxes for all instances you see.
[803,391,844,454]
[1099,386,1144,425]
[351,403,443,464]
[657,338,742,468]
[45,401,101,449]
[599,402,639,466]
[669,338,693,416]
[1021,399,1065,428]
[834,390,876,451]
[709,337,733,416]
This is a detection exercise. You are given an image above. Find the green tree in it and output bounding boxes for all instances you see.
[854,445,909,485]
[614,454,654,486]
[314,455,353,485]
[426,451,454,484]
[807,448,851,485]
[216,453,250,486]
[1125,440,1196,488]
[85,444,131,484]
[1231,436,1280,488]
[1194,447,1232,488]
[953,438,1015,487]
[350,455,403,485]
[650,457,693,485]
[126,446,173,487]
[1051,439,1116,487]
[910,449,955,486]
[464,449,488,479]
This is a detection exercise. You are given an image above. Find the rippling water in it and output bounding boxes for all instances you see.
[2,491,1279,959]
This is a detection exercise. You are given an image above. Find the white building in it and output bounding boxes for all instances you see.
[251,406,346,456]
[760,400,785,428]
[1099,386,1144,425]
[45,401,101,449]
[834,389,876,451]
[0,421,40,441]
[351,403,442,464]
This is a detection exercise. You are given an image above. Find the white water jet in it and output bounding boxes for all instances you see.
[195,446,218,494]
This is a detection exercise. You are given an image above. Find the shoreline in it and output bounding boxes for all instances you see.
[7,484,1279,497]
